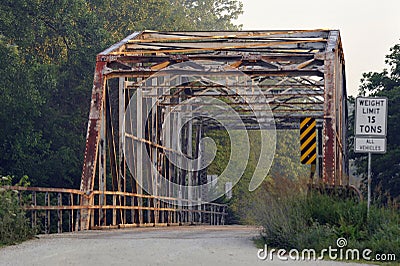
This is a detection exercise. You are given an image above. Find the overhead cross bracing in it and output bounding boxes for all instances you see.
[79,30,348,230]
[100,30,332,130]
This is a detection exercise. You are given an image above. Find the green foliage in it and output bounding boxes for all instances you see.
[354,43,400,205]
[204,130,231,175]
[252,181,400,259]
[270,131,309,179]
[228,130,309,224]
[0,0,243,188]
[0,37,51,183]
[0,176,35,245]
[87,0,242,38]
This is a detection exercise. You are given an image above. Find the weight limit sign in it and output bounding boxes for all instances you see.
[355,97,387,137]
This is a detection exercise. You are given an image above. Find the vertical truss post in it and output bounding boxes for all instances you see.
[187,106,193,224]
[176,78,184,206]
[98,92,106,226]
[341,68,349,185]
[165,97,173,224]
[316,120,323,180]
[80,59,107,230]
[151,81,158,225]
[136,87,143,225]
[323,31,339,185]
[69,193,74,232]
[45,192,50,234]
[128,81,137,224]
[57,193,63,233]
[337,67,349,186]
[327,31,346,186]
[195,123,203,222]
[174,114,180,224]
[119,77,126,224]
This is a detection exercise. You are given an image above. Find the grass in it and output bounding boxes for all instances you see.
[246,178,399,263]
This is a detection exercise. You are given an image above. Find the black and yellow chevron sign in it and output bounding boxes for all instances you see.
[300,117,317,165]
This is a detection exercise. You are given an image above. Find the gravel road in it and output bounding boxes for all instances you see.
[0,225,372,266]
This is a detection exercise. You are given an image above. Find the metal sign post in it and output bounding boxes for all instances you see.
[367,152,371,213]
[354,97,388,216]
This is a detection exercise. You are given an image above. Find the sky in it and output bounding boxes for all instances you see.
[235,0,400,96]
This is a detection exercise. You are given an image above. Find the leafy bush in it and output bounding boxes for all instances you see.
[0,175,35,246]
[250,178,399,260]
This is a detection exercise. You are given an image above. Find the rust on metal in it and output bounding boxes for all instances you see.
[77,30,348,230]
[6,30,348,232]
[1,186,227,232]
[80,59,107,230]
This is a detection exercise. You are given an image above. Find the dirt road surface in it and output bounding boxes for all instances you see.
[0,225,372,266]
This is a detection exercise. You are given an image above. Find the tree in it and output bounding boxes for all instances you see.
[86,0,242,40]
[182,0,243,30]
[356,43,400,204]
[0,36,51,183]
[229,130,309,224]
[0,0,243,187]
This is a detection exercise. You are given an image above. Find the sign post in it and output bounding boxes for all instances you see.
[354,97,387,215]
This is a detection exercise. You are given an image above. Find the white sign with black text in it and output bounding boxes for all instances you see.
[354,137,386,154]
[354,97,388,216]
[355,97,387,136]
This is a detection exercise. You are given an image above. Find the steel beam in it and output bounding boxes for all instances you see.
[80,59,107,230]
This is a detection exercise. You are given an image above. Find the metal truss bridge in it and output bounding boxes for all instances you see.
[4,30,349,233]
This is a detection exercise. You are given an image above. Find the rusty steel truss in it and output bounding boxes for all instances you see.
[79,30,349,230]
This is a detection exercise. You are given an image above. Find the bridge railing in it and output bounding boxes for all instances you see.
[1,186,227,233]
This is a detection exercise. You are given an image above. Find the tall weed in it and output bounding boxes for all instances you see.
[0,176,35,245]
[248,178,399,259]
